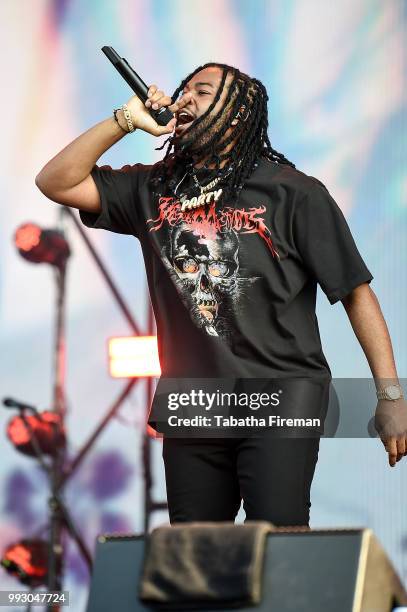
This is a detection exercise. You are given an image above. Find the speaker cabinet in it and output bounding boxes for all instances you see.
[86,527,407,612]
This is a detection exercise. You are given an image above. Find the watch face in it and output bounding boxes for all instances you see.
[386,385,401,400]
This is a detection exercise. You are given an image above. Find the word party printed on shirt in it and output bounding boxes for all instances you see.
[146,196,279,338]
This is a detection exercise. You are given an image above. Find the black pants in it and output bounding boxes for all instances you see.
[162,435,320,526]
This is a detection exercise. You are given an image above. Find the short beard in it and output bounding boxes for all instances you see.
[173,108,230,156]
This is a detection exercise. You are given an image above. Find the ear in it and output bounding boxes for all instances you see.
[231,105,249,126]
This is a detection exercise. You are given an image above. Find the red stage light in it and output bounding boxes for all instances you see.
[6,411,66,457]
[108,336,161,378]
[15,223,42,251]
[1,539,50,587]
[14,223,70,267]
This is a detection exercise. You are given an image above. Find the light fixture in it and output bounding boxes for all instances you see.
[14,222,70,268]
[108,335,161,378]
[1,539,51,587]
[6,411,66,457]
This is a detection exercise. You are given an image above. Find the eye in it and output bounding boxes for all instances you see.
[198,91,210,96]
[208,261,230,277]
[175,257,198,274]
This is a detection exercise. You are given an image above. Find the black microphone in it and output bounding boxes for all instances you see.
[102,46,174,127]
[3,397,39,414]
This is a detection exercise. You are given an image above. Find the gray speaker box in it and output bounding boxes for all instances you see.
[86,527,407,612]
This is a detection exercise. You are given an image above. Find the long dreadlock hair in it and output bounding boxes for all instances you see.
[150,62,296,206]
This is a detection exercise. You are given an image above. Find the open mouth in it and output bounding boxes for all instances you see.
[175,111,195,134]
[197,299,218,322]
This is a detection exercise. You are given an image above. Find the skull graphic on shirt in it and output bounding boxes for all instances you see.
[169,223,240,328]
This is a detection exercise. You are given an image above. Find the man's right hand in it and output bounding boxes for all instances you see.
[35,84,194,215]
[123,85,194,137]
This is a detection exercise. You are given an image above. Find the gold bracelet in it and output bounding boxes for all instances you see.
[113,109,128,133]
[121,104,135,133]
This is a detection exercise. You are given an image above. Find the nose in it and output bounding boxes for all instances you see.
[182,91,196,112]
[197,266,211,290]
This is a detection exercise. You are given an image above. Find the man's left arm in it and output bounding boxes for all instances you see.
[341,283,407,466]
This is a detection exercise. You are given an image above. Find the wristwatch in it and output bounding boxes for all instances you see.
[376,384,404,401]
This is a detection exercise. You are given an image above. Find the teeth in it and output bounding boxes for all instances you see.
[198,299,215,307]
[178,112,193,123]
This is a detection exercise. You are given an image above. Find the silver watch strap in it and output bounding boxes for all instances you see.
[376,385,404,400]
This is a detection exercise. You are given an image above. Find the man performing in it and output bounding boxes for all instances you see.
[35,61,407,527]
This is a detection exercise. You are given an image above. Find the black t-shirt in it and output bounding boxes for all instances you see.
[79,155,373,431]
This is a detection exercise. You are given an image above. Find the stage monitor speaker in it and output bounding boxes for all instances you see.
[86,527,407,612]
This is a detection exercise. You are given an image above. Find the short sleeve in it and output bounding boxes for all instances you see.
[293,180,373,305]
[79,163,143,236]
